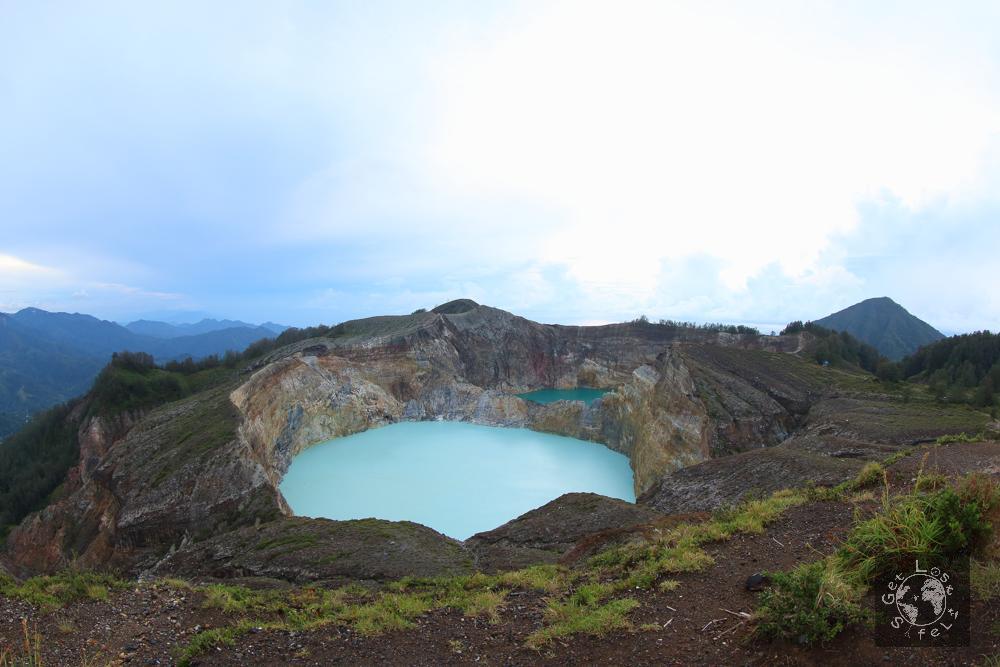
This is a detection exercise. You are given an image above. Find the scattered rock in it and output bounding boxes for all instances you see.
[745,573,770,591]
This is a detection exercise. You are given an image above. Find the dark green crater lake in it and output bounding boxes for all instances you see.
[516,387,610,405]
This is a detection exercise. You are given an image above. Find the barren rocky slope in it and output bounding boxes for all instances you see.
[2,439,997,666]
[1,301,988,583]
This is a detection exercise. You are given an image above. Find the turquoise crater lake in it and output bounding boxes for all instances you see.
[279,421,635,540]
[517,387,610,405]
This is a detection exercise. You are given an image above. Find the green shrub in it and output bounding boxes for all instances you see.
[755,560,868,644]
[925,488,992,553]
[756,474,998,644]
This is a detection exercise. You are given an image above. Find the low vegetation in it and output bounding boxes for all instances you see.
[527,597,639,649]
[802,461,885,502]
[936,431,986,445]
[589,489,810,590]
[972,560,1000,600]
[755,471,999,644]
[0,571,127,612]
[174,567,563,665]
[3,449,995,663]
[166,488,816,662]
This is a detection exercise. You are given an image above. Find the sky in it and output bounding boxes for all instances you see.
[1,1,998,333]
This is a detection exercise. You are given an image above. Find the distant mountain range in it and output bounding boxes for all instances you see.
[0,313,104,437]
[0,308,287,439]
[814,297,944,361]
[0,297,951,441]
[125,318,287,339]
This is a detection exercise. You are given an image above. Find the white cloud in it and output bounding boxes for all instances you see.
[0,253,61,280]
[421,0,1000,307]
[90,283,184,301]
[0,255,67,305]
[0,253,186,316]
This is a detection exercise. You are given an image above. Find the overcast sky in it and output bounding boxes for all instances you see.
[1,1,998,332]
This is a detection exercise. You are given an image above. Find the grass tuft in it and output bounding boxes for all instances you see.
[854,462,885,489]
[972,560,1000,601]
[177,621,256,667]
[495,564,568,593]
[914,472,949,493]
[0,619,42,667]
[201,584,281,615]
[338,592,431,635]
[526,597,639,649]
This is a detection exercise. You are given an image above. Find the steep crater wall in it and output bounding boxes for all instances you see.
[230,348,715,499]
[1,305,819,577]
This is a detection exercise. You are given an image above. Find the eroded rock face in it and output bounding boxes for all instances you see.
[225,311,723,494]
[4,386,285,575]
[638,447,859,514]
[232,328,811,499]
[597,358,711,493]
[5,409,142,575]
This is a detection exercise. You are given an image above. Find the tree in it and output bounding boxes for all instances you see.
[973,375,995,408]
[876,359,902,383]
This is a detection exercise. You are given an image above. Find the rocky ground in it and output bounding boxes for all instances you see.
[2,439,997,666]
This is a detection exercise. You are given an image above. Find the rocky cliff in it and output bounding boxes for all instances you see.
[4,300,983,581]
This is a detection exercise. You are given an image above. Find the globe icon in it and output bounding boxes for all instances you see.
[894,574,947,627]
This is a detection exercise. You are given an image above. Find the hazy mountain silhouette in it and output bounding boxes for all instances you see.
[0,308,279,439]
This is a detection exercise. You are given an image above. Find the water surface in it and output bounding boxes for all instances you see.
[517,387,610,405]
[280,421,634,540]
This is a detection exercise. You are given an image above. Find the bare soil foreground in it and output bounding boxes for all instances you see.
[2,439,998,666]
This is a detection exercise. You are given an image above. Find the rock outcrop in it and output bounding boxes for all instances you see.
[638,389,992,514]
[466,493,664,571]
[638,447,857,515]
[148,516,473,585]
